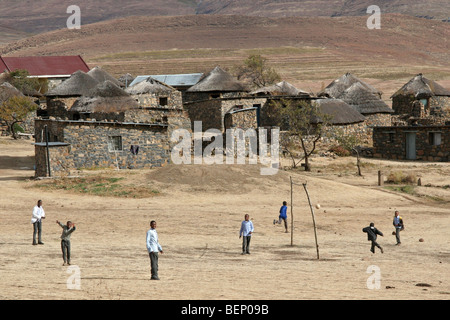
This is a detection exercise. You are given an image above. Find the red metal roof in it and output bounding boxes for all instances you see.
[0,55,90,77]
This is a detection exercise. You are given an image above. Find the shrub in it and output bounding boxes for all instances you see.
[329,145,350,157]
[386,171,417,184]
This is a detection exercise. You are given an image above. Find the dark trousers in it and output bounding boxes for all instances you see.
[370,240,382,253]
[61,240,71,263]
[242,236,251,254]
[149,252,159,279]
[32,221,42,244]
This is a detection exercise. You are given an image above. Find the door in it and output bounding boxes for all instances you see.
[405,132,416,160]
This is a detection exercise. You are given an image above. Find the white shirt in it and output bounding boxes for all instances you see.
[240,220,254,237]
[31,205,45,224]
[146,228,163,253]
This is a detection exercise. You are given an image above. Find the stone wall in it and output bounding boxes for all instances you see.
[392,95,450,118]
[34,119,170,177]
[324,121,371,146]
[35,144,73,177]
[373,126,449,161]
[224,109,258,130]
[46,97,78,119]
[131,90,182,110]
[183,99,223,132]
[429,96,450,118]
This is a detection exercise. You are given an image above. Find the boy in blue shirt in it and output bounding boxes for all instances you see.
[274,201,288,233]
[239,214,254,254]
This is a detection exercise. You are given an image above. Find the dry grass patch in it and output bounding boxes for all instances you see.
[27,175,160,198]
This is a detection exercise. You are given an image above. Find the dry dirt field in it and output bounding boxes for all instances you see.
[0,136,449,300]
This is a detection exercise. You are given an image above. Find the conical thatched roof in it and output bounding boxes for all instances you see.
[318,73,381,98]
[318,73,392,114]
[71,80,137,113]
[88,80,130,98]
[340,82,393,114]
[125,77,176,95]
[391,73,450,99]
[46,70,99,97]
[314,98,366,125]
[186,66,248,93]
[250,81,310,96]
[88,66,123,88]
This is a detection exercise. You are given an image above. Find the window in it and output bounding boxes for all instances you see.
[108,136,123,151]
[388,132,395,143]
[159,97,168,106]
[428,132,441,146]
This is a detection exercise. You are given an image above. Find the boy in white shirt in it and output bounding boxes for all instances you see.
[31,200,45,245]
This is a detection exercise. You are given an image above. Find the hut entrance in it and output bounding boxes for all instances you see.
[405,132,416,160]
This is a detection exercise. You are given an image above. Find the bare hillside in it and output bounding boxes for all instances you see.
[197,0,450,20]
[2,14,448,65]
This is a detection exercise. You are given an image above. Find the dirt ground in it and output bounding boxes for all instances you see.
[0,136,448,300]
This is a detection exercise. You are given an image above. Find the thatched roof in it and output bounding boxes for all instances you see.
[88,66,123,88]
[340,82,393,114]
[250,81,310,96]
[391,73,450,99]
[71,81,138,113]
[318,73,392,114]
[314,98,366,125]
[125,77,176,95]
[186,66,248,93]
[46,70,99,97]
[318,73,382,98]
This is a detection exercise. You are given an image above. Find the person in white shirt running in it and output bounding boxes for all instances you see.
[31,200,45,245]
[146,220,163,280]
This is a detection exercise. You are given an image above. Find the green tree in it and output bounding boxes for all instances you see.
[235,54,281,89]
[269,99,331,171]
[0,95,37,139]
[4,69,45,95]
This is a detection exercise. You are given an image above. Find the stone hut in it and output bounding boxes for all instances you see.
[318,73,394,144]
[45,70,100,119]
[69,80,138,121]
[314,98,368,144]
[318,73,393,125]
[391,74,450,121]
[184,66,249,103]
[125,77,191,135]
[373,125,449,161]
[34,80,191,177]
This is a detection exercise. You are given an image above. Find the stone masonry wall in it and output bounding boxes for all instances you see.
[34,119,170,177]
[373,126,449,161]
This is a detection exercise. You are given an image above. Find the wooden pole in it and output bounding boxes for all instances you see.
[44,125,51,177]
[290,176,294,246]
[302,182,319,259]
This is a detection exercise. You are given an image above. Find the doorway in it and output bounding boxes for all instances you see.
[405,132,416,160]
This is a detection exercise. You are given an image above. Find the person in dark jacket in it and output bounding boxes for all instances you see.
[363,222,384,254]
